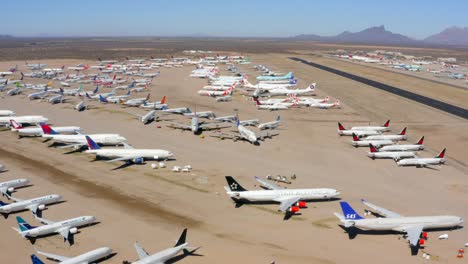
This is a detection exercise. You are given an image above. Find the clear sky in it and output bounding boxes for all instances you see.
[3,0,467,39]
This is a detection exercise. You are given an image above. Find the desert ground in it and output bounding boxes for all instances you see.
[0,46,467,264]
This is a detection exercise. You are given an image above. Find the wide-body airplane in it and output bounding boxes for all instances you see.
[225,176,340,217]
[0,194,62,217]
[334,199,463,254]
[84,136,173,164]
[396,148,446,167]
[31,247,113,264]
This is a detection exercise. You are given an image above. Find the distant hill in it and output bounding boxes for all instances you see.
[292,25,416,45]
[0,34,13,39]
[424,26,468,45]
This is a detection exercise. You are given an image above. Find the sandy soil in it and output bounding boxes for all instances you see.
[0,56,467,264]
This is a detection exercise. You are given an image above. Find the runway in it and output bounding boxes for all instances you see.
[290,57,468,120]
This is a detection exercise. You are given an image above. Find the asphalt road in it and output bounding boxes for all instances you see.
[290,57,468,120]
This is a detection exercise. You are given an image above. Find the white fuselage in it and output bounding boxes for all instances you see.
[227,188,340,202]
[61,247,113,264]
[85,149,173,160]
[365,135,406,141]
[0,110,15,116]
[238,125,258,143]
[338,130,380,137]
[351,216,462,231]
[0,194,61,213]
[0,179,29,192]
[379,144,424,151]
[44,134,126,145]
[351,126,390,132]
[397,157,445,167]
[132,243,188,264]
[258,121,280,130]
[0,116,49,126]
[351,139,394,147]
[21,216,96,237]
[368,151,416,160]
[14,126,81,136]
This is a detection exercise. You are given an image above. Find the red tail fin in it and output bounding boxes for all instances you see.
[369,144,377,153]
[436,148,446,158]
[160,96,166,104]
[383,120,390,127]
[338,122,346,131]
[416,136,424,145]
[9,119,22,129]
[399,127,407,135]
[253,97,261,105]
[352,133,359,141]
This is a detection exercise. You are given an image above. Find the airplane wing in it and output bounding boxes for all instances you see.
[57,143,85,149]
[36,249,70,262]
[105,156,139,163]
[210,132,241,141]
[123,142,134,149]
[199,123,231,131]
[34,215,55,225]
[258,131,279,141]
[361,199,401,218]
[395,225,424,247]
[0,187,9,196]
[26,203,41,214]
[274,197,301,212]
[166,122,191,130]
[134,242,150,260]
[254,176,283,190]
[57,227,71,240]
[5,193,22,202]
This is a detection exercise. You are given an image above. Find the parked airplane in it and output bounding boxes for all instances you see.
[379,136,425,152]
[258,116,281,130]
[337,123,381,137]
[0,194,62,217]
[138,109,158,124]
[74,101,86,112]
[225,176,339,218]
[123,94,150,107]
[351,133,394,148]
[253,97,297,110]
[396,148,446,167]
[0,116,49,127]
[0,110,15,116]
[10,120,81,137]
[197,86,233,97]
[60,86,83,96]
[308,100,340,109]
[25,62,47,70]
[183,111,216,119]
[216,95,232,102]
[15,215,96,242]
[266,83,315,96]
[256,72,293,81]
[41,124,126,149]
[28,88,48,100]
[364,127,407,141]
[349,120,391,132]
[129,228,198,264]
[167,116,228,134]
[32,247,113,264]
[6,87,21,96]
[84,136,173,164]
[0,179,30,196]
[334,199,463,254]
[367,144,416,161]
[162,107,192,115]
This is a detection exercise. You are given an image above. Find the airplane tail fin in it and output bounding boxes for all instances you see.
[334,100,340,106]
[416,136,424,145]
[436,148,446,158]
[85,136,101,150]
[369,144,377,153]
[16,216,35,232]
[99,94,108,103]
[324,96,330,102]
[160,96,166,104]
[174,228,188,247]
[40,123,57,135]
[290,79,297,85]
[276,115,280,122]
[93,85,99,94]
[31,255,45,264]
[10,119,23,129]
[146,93,150,101]
[399,127,407,135]
[339,201,364,220]
[383,120,390,127]
[253,96,261,106]
[338,122,346,131]
[225,176,247,192]
[351,133,359,142]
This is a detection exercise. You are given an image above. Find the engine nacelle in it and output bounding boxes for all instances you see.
[419,239,425,246]
[344,221,355,228]
[421,231,428,239]
[288,206,300,213]
[295,201,307,208]
[7,187,14,193]
[69,227,78,234]
[133,157,144,164]
[38,204,46,211]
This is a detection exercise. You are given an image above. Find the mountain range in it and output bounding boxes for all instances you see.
[291,25,468,46]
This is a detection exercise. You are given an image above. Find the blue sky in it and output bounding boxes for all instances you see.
[3,0,467,38]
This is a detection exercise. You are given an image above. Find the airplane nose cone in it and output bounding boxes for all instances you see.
[459,217,464,224]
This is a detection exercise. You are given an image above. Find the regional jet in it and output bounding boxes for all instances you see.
[31,247,113,264]
[334,199,463,254]
[0,194,62,217]
[396,148,446,167]
[225,176,340,218]
[14,215,96,243]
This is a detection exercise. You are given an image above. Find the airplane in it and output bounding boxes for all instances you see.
[61,85,84,96]
[351,133,394,148]
[334,199,463,254]
[139,96,167,110]
[0,194,62,217]
[197,86,233,97]
[31,247,113,264]
[167,116,229,134]
[238,118,260,126]
[216,95,232,102]
[253,97,297,110]
[256,72,293,81]
[100,90,131,103]
[122,94,151,107]
[162,107,192,115]
[348,120,391,132]
[364,127,407,141]
[266,83,315,96]
[225,176,340,218]
[0,71,14,77]
[307,100,340,109]
[67,64,89,71]
[25,62,47,70]
[28,88,48,100]
[41,124,127,149]
[213,115,237,123]
[138,109,158,124]
[337,123,381,137]
[0,179,30,196]
[396,148,446,167]
[129,228,199,264]
[0,110,15,116]
[10,120,81,137]
[14,215,96,243]
[84,136,173,164]
[74,101,86,112]
[379,136,425,152]
[183,111,215,119]
[48,94,65,104]
[243,79,297,90]
[258,116,281,130]
[211,119,278,145]
[6,87,22,96]
[367,144,416,161]
[0,116,49,127]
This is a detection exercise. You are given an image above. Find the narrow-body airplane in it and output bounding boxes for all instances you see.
[31,247,113,264]
[396,149,446,167]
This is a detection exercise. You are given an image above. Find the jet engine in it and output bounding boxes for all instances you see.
[69,227,78,234]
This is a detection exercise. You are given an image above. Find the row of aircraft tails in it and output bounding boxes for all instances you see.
[337,120,447,168]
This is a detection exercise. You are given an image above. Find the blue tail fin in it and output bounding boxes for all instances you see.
[31,255,45,264]
[93,85,99,94]
[339,201,363,220]
[276,115,280,121]
[99,94,107,103]
[16,216,35,231]
[40,123,57,135]
[0,201,8,206]
[85,135,100,150]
